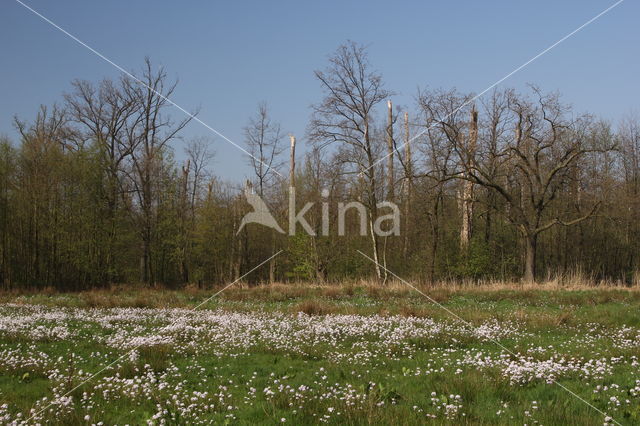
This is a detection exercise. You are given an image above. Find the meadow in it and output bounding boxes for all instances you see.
[0,282,639,425]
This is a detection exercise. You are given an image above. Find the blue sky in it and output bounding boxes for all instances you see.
[1,0,637,181]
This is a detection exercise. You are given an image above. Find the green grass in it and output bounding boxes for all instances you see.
[0,284,639,425]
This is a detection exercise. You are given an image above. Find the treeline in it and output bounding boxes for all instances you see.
[0,46,638,290]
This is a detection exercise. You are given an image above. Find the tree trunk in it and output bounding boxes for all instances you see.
[365,174,383,281]
[459,186,473,251]
[269,228,276,283]
[369,214,382,280]
[484,196,493,244]
[523,234,537,283]
[364,123,383,281]
[181,161,190,284]
[142,236,150,284]
[460,106,478,252]
[402,111,412,257]
[368,176,383,281]
[428,191,443,283]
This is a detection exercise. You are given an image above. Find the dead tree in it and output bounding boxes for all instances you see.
[386,100,394,201]
[402,111,412,257]
[459,106,478,252]
[179,139,214,284]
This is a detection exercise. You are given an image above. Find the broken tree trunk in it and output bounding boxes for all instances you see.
[386,100,394,201]
[460,106,478,253]
[403,111,412,257]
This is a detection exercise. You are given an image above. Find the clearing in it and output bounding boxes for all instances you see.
[0,283,639,425]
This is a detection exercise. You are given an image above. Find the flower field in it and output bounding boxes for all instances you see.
[0,285,639,425]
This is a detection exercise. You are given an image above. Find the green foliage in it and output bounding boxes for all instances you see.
[454,239,495,279]
[286,233,315,281]
[0,65,637,288]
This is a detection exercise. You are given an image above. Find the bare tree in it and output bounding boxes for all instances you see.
[244,102,284,197]
[243,103,284,282]
[459,105,478,252]
[415,90,463,282]
[185,138,215,213]
[64,77,141,283]
[479,89,511,244]
[455,88,611,282]
[122,58,193,284]
[309,41,392,280]
[401,111,412,257]
[386,100,395,201]
[176,138,214,283]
